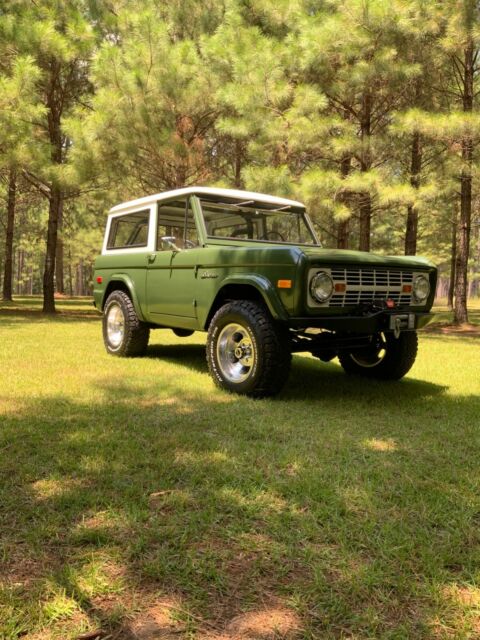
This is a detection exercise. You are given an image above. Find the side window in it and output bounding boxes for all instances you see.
[157,199,199,251]
[107,210,150,249]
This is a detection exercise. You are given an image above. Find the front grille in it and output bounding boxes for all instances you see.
[308,267,424,308]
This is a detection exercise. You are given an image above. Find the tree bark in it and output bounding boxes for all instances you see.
[43,186,62,312]
[2,169,16,301]
[234,139,243,188]
[453,42,474,324]
[76,260,85,296]
[68,247,73,297]
[337,156,351,249]
[42,57,64,313]
[55,199,64,294]
[448,210,457,309]
[359,193,372,252]
[16,249,24,294]
[359,92,372,252]
[405,132,422,255]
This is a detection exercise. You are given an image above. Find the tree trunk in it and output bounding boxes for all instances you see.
[453,43,474,324]
[16,249,24,294]
[43,186,62,312]
[42,57,65,313]
[337,156,351,249]
[76,260,84,296]
[68,248,73,297]
[55,199,64,294]
[337,219,350,249]
[234,139,243,188]
[448,210,457,309]
[359,93,372,252]
[405,132,422,255]
[359,193,372,252]
[2,169,16,301]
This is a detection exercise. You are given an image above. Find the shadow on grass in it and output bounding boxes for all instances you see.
[147,342,207,375]
[2,354,480,638]
[145,340,448,403]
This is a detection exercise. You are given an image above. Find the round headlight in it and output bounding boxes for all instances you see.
[310,271,334,303]
[413,274,430,302]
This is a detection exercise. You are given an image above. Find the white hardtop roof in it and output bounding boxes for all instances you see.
[109,186,305,214]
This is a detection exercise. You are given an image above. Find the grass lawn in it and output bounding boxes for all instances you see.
[1,297,479,639]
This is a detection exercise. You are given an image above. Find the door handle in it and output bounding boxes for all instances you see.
[148,253,156,263]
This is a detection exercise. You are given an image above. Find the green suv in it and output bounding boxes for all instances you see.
[93,187,437,397]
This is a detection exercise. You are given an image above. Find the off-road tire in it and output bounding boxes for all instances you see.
[103,290,150,357]
[338,331,418,380]
[206,300,291,398]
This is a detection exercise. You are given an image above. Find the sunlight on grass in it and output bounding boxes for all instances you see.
[362,438,398,452]
[43,589,80,622]
[1,297,480,639]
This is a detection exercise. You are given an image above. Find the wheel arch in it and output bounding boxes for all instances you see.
[203,275,288,330]
[102,274,146,321]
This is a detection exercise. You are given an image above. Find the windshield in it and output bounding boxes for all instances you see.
[200,199,319,246]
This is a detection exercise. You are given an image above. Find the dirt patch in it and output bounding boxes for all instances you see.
[0,544,54,589]
[423,322,480,336]
[128,601,183,639]
[442,583,480,607]
[206,605,302,639]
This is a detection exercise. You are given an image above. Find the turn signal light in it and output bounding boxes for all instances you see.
[402,284,412,293]
[277,279,292,289]
[96,276,103,284]
[334,283,346,292]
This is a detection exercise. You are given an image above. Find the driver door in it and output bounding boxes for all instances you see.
[145,198,200,324]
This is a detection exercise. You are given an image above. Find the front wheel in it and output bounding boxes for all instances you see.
[338,331,418,380]
[206,300,291,398]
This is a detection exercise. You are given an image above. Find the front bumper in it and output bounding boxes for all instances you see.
[286,309,433,333]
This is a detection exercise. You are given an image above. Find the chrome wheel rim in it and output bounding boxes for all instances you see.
[216,323,255,383]
[350,333,387,368]
[106,303,125,348]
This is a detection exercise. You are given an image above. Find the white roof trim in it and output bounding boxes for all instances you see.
[109,186,305,214]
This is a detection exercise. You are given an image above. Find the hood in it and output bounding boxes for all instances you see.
[300,247,436,270]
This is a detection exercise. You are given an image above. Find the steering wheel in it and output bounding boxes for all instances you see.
[262,230,285,242]
[231,227,249,238]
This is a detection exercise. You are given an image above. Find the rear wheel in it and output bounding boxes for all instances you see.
[103,290,150,357]
[338,331,418,380]
[207,300,291,398]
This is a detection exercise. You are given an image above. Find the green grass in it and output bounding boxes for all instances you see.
[1,297,479,639]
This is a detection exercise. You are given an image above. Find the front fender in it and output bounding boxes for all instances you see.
[210,274,289,324]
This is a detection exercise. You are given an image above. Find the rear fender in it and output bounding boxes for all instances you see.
[102,274,146,321]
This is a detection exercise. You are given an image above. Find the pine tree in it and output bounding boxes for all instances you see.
[449,1,479,323]
[2,0,96,312]
[0,44,42,300]
[73,1,223,198]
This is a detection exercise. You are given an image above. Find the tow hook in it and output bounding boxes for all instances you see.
[388,313,415,337]
[393,316,402,339]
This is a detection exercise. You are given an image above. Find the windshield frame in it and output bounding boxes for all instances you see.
[198,197,321,247]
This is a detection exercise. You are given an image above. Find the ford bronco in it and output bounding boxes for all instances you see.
[93,187,437,397]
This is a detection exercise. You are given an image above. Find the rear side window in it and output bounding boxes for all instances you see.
[107,210,150,249]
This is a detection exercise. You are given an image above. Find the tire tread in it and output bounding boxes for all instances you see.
[338,331,418,380]
[103,290,150,357]
[207,300,291,398]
